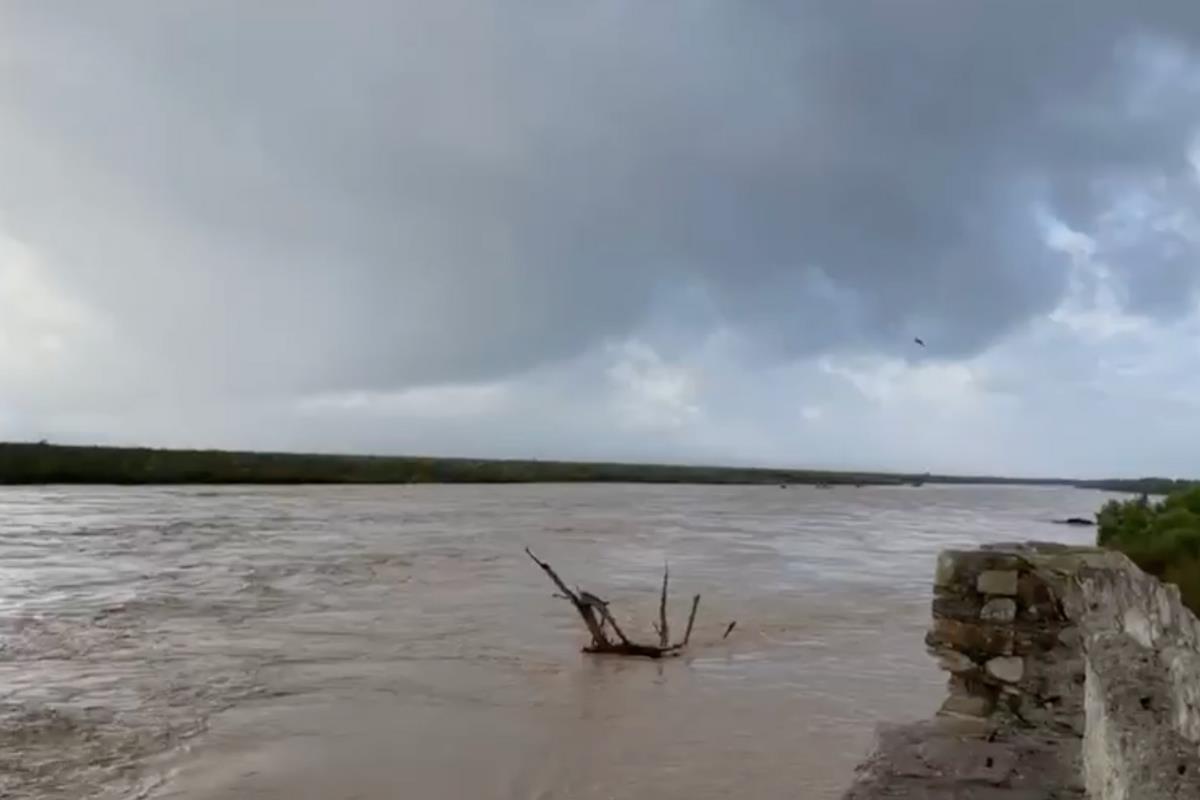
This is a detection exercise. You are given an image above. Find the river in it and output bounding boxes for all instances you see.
[0,483,1118,799]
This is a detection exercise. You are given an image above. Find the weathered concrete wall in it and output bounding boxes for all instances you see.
[843,542,1200,799]
[1070,549,1200,799]
[1084,632,1200,798]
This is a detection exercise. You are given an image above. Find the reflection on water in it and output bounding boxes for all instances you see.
[0,484,1115,799]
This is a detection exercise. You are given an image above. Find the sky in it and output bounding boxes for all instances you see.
[2,2,1200,478]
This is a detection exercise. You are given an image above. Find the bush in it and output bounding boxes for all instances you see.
[1097,486,1200,614]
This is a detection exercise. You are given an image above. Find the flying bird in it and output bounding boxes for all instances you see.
[913,337,926,348]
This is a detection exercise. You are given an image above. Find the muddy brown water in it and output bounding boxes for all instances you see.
[0,483,1118,799]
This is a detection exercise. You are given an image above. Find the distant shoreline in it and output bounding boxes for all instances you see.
[0,442,1187,495]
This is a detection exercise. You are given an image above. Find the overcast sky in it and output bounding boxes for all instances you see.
[2,2,1200,478]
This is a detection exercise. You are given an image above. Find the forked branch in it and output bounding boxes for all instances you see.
[525,548,734,659]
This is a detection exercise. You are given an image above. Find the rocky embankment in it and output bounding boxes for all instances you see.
[843,542,1200,799]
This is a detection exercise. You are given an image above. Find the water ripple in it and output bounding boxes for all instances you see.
[0,483,1118,799]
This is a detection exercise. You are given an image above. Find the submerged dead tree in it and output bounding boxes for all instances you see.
[525,547,712,659]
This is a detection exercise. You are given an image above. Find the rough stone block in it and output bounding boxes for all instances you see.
[936,550,1025,589]
[1056,626,1081,648]
[927,618,1014,658]
[932,591,983,621]
[981,598,1017,623]
[932,648,977,674]
[940,690,995,719]
[934,551,959,588]
[986,656,1025,683]
[1017,572,1065,621]
[1013,624,1066,655]
[977,570,1019,596]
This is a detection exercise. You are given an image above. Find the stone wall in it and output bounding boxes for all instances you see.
[927,545,1083,732]
[843,542,1200,799]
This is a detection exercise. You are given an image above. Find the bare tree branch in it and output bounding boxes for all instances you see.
[681,594,701,646]
[526,549,720,659]
[595,602,633,645]
[658,562,670,649]
[525,547,609,648]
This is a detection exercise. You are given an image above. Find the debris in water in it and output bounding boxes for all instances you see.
[525,547,733,659]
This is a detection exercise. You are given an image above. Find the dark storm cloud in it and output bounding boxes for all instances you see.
[3,1,1200,394]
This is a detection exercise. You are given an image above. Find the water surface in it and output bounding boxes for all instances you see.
[0,483,1116,799]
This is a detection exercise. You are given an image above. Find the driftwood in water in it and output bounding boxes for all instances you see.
[683,594,702,645]
[657,564,670,648]
[525,547,732,659]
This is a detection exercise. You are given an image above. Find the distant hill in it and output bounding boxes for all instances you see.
[0,442,1188,493]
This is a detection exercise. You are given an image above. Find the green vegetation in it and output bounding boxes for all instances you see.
[0,442,916,486]
[0,442,1187,494]
[1098,486,1200,613]
[1077,477,1194,496]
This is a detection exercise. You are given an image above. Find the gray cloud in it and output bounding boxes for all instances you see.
[3,2,1200,473]
[5,2,1200,395]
